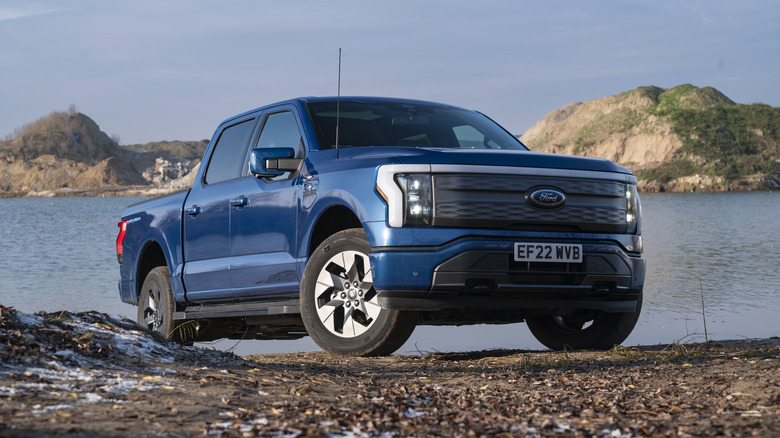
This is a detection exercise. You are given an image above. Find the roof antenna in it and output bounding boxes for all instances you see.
[336,48,341,150]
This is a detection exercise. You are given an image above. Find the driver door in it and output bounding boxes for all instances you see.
[229,107,306,300]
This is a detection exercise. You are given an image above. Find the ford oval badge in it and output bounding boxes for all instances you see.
[526,188,567,209]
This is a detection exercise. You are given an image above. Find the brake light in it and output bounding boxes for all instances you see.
[116,220,127,264]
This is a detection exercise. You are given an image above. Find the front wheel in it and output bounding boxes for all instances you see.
[300,229,417,356]
[526,295,642,350]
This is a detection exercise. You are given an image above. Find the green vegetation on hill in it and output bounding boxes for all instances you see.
[0,109,122,163]
[124,140,208,161]
[526,84,780,186]
[654,84,734,114]
[665,103,780,180]
[653,85,778,182]
[632,85,780,182]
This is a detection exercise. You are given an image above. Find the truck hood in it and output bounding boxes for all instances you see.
[336,147,634,175]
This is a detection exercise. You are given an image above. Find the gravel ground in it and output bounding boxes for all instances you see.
[1,305,778,437]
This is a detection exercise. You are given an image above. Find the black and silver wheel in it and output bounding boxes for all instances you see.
[138,266,176,340]
[526,295,642,350]
[300,229,417,356]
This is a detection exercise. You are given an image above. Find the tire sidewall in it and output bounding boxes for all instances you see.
[137,266,175,339]
[300,229,415,356]
[527,295,643,350]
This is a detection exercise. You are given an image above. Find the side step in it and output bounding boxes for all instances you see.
[173,299,300,320]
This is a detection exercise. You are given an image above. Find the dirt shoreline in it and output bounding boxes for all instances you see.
[1,307,778,437]
[0,186,182,199]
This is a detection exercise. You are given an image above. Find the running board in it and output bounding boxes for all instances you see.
[173,300,300,320]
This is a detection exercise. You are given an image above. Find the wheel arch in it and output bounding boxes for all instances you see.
[308,204,363,257]
[135,240,169,301]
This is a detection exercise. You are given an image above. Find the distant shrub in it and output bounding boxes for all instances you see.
[659,103,780,180]
[636,160,698,183]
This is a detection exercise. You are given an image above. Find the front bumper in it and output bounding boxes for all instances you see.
[370,237,645,313]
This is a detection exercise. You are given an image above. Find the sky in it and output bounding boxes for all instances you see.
[1,1,779,145]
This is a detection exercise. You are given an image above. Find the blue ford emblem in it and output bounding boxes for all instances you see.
[526,188,566,209]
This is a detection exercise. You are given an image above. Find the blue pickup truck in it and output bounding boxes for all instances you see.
[116,97,645,356]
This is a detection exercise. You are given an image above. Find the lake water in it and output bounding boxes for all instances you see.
[1,192,778,355]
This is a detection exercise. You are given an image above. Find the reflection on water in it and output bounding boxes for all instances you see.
[644,193,778,312]
[0,192,778,355]
[0,197,144,318]
[625,192,780,348]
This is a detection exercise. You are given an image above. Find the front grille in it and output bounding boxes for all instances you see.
[507,262,586,285]
[432,174,628,233]
[434,251,631,288]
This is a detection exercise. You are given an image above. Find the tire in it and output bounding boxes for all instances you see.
[526,295,642,350]
[137,266,177,341]
[300,229,417,356]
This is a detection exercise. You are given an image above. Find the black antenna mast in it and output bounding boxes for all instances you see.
[335,48,341,150]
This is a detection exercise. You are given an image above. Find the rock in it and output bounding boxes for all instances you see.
[637,173,780,193]
[162,162,200,189]
[75,156,149,187]
[142,157,197,186]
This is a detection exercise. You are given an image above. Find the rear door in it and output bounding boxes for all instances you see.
[229,107,306,299]
[182,115,258,302]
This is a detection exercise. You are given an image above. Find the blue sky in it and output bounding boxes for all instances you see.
[1,1,779,145]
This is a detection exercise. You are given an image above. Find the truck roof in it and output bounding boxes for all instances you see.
[218,96,468,127]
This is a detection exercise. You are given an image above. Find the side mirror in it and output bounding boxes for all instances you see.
[249,147,301,177]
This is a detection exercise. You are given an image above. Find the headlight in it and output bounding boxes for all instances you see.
[396,174,432,226]
[626,184,641,234]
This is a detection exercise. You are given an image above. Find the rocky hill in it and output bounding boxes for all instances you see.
[3,88,779,197]
[0,110,202,197]
[0,110,123,163]
[520,85,780,192]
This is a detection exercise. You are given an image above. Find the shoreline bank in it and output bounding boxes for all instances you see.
[1,306,778,436]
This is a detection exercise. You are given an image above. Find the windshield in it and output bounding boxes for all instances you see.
[305,100,528,151]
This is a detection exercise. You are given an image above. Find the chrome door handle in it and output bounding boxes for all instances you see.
[230,197,249,207]
[184,206,202,216]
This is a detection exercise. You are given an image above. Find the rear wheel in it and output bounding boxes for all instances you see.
[300,229,417,356]
[138,266,177,340]
[526,295,642,350]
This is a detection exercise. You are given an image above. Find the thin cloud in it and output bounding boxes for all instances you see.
[0,7,58,21]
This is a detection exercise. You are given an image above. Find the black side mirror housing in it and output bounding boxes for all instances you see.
[249,147,301,177]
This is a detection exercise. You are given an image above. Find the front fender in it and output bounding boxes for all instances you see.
[298,164,389,254]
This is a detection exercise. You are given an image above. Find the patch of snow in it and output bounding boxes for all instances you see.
[31,404,74,415]
[53,350,76,357]
[82,392,105,403]
[14,312,42,327]
[25,366,96,383]
[0,386,22,397]
[404,407,426,419]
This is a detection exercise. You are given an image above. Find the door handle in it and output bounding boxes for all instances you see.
[230,197,249,207]
[184,206,202,216]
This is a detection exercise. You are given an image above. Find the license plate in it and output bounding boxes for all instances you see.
[514,243,583,263]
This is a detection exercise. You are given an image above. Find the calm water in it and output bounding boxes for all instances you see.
[1,192,778,355]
